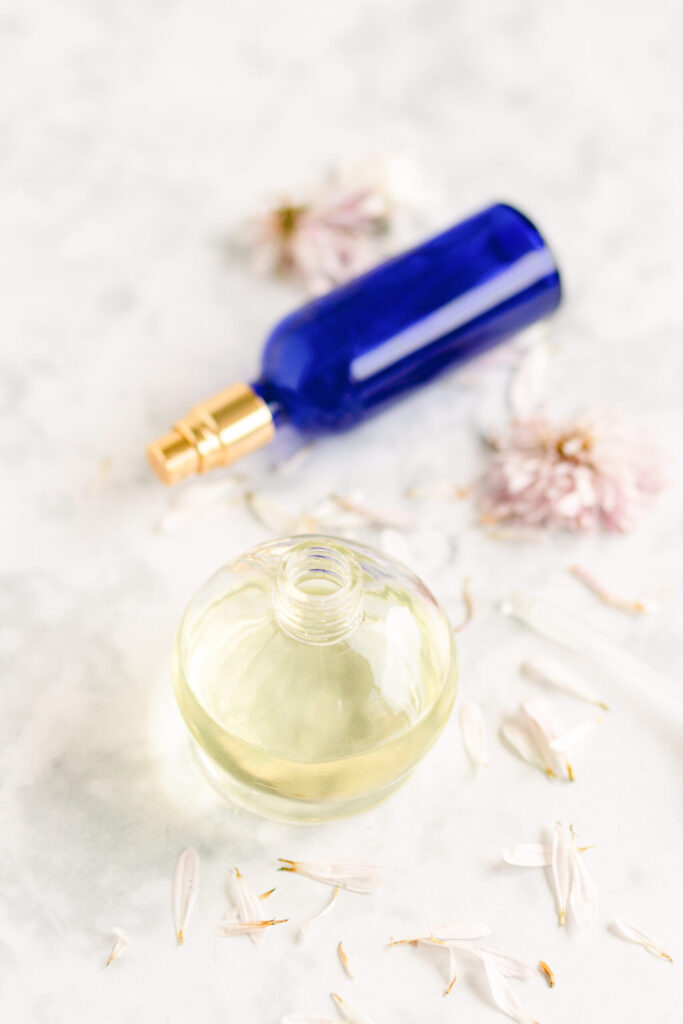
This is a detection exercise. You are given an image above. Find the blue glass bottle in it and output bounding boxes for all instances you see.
[148,202,561,484]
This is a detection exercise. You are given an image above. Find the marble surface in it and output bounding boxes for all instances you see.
[2,1,682,1021]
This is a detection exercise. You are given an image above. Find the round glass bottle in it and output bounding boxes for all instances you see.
[173,536,458,821]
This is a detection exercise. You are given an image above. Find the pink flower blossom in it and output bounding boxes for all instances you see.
[481,413,664,532]
[244,170,392,295]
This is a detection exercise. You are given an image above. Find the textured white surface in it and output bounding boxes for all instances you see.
[1,2,682,1021]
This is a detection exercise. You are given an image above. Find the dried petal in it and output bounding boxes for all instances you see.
[551,823,570,927]
[215,918,288,938]
[503,844,552,867]
[105,927,129,967]
[299,886,340,941]
[278,859,384,894]
[538,961,555,987]
[231,867,267,946]
[337,941,354,979]
[452,579,475,634]
[330,993,378,1024]
[501,720,555,777]
[390,921,491,945]
[460,699,488,767]
[522,699,572,779]
[465,944,538,980]
[482,955,539,1024]
[549,716,603,753]
[521,657,609,711]
[614,917,673,961]
[568,829,598,928]
[172,848,200,945]
[569,563,655,615]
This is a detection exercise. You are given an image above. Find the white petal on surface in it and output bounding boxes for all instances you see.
[614,917,673,961]
[330,993,378,1024]
[393,921,491,944]
[549,716,603,753]
[551,823,570,927]
[521,656,609,710]
[278,859,384,893]
[568,832,598,928]
[460,700,488,767]
[299,886,340,941]
[503,843,552,867]
[215,918,287,938]
[105,927,129,967]
[466,944,538,980]
[172,848,200,944]
[522,699,569,778]
[337,941,354,979]
[231,867,266,946]
[501,720,553,776]
[482,956,539,1023]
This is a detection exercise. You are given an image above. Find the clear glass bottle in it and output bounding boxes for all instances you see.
[173,536,458,821]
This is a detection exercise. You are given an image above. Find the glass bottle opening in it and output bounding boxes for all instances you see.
[273,541,363,644]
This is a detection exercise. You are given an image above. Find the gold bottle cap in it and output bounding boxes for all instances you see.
[147,383,274,485]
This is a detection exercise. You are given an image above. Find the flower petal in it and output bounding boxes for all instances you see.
[521,657,609,710]
[551,823,570,927]
[460,700,488,767]
[278,859,384,894]
[466,944,538,980]
[337,941,354,979]
[501,720,554,777]
[482,955,539,1023]
[330,993,378,1024]
[522,699,571,779]
[549,716,603,753]
[614,917,673,961]
[105,926,129,967]
[299,886,340,941]
[231,867,267,946]
[568,830,598,928]
[172,848,200,945]
[503,844,552,867]
[215,918,288,938]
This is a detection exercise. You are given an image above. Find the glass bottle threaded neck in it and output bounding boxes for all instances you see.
[273,541,363,645]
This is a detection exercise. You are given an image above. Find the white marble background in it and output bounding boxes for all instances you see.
[1,1,682,1021]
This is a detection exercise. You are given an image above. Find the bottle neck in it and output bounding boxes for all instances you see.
[273,540,363,645]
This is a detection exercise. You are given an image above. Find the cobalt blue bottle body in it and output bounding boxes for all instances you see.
[253,203,561,434]
[147,202,561,484]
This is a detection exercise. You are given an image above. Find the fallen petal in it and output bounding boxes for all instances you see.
[569,563,655,615]
[550,716,603,753]
[503,843,552,867]
[538,960,555,987]
[299,886,341,941]
[568,830,598,928]
[231,867,267,946]
[614,917,673,961]
[452,578,475,633]
[105,927,129,967]
[521,657,609,710]
[172,848,200,945]
[330,993,378,1024]
[278,859,384,893]
[337,941,354,979]
[501,720,555,777]
[391,921,491,945]
[551,823,570,927]
[482,955,539,1023]
[215,918,288,938]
